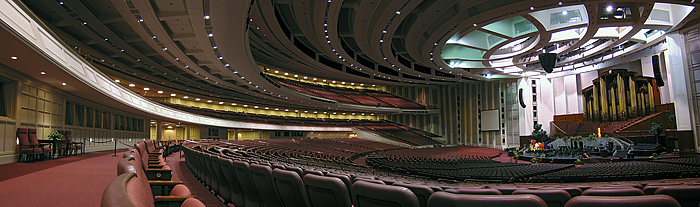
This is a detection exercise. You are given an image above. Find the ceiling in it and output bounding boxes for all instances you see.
[19,0,700,114]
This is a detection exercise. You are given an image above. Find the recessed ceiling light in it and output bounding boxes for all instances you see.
[395,11,400,15]
[128,84,135,87]
[204,15,210,19]
[530,6,534,10]
[62,83,66,86]
[40,71,46,75]
[606,5,613,12]
[195,98,201,101]
[170,94,176,96]
[158,91,164,94]
[143,87,150,90]
[207,100,213,103]
[219,102,224,104]
[183,96,188,99]
[114,79,120,82]
[10,56,17,60]
[208,33,214,37]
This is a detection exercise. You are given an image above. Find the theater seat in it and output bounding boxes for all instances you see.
[232,160,262,207]
[563,195,680,207]
[272,169,310,207]
[101,173,205,207]
[393,183,435,207]
[351,180,420,207]
[582,187,645,196]
[513,189,571,207]
[303,174,352,207]
[249,164,283,207]
[426,192,547,207]
[654,185,700,207]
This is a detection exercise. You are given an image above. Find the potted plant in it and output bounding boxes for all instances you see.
[532,124,548,143]
[48,131,62,140]
[649,122,664,145]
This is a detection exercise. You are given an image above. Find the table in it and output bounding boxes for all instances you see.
[38,139,71,158]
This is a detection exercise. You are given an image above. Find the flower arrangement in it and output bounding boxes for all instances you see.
[48,131,62,140]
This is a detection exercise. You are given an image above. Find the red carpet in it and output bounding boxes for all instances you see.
[0,149,228,207]
[0,150,125,206]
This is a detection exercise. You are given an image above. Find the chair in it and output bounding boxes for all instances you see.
[426,192,547,207]
[117,156,182,196]
[654,185,700,207]
[393,183,435,207]
[303,174,352,207]
[232,160,262,207]
[582,187,645,196]
[272,168,310,207]
[351,180,420,207]
[513,189,571,207]
[249,164,283,207]
[100,172,205,207]
[28,129,51,160]
[563,195,680,207]
[325,173,353,197]
[124,148,172,181]
[17,128,41,162]
[209,154,231,204]
[63,131,83,155]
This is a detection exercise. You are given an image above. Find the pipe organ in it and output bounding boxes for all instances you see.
[583,69,657,122]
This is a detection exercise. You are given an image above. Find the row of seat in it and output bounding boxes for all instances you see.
[183,140,700,207]
[101,140,205,207]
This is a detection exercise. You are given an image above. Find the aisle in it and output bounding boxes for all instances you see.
[165,151,228,207]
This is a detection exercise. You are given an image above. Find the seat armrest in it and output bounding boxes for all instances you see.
[154,196,189,207]
[148,164,165,169]
[145,168,172,180]
[149,181,183,196]
[154,196,190,202]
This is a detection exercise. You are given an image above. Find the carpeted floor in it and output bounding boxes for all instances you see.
[0,149,227,207]
[0,150,125,206]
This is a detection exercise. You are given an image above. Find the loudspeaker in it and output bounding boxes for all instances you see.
[518,88,526,108]
[652,55,664,86]
[539,53,557,73]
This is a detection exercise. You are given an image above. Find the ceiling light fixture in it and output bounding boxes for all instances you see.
[62,83,66,86]
[143,87,150,91]
[183,96,189,99]
[128,84,135,87]
[11,56,17,60]
[40,71,46,75]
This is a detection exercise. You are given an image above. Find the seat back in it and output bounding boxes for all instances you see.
[582,187,644,196]
[28,129,40,145]
[203,153,219,193]
[210,155,231,204]
[249,164,283,207]
[232,160,262,207]
[325,173,353,197]
[513,189,571,207]
[272,168,310,207]
[563,195,680,207]
[654,185,700,207]
[443,188,502,195]
[303,174,352,207]
[427,192,547,207]
[100,172,154,207]
[351,180,420,207]
[64,131,73,142]
[17,128,30,147]
[393,183,434,207]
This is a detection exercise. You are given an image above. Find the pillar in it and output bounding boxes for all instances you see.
[156,120,162,140]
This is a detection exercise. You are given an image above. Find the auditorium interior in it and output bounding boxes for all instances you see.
[2,0,700,206]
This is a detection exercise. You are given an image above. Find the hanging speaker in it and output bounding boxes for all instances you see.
[539,53,557,73]
[519,88,526,108]
[652,55,665,87]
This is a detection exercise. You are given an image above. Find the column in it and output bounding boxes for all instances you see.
[186,125,190,140]
[156,120,162,140]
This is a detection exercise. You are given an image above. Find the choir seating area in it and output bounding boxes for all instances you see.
[271,76,426,109]
[168,140,700,207]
